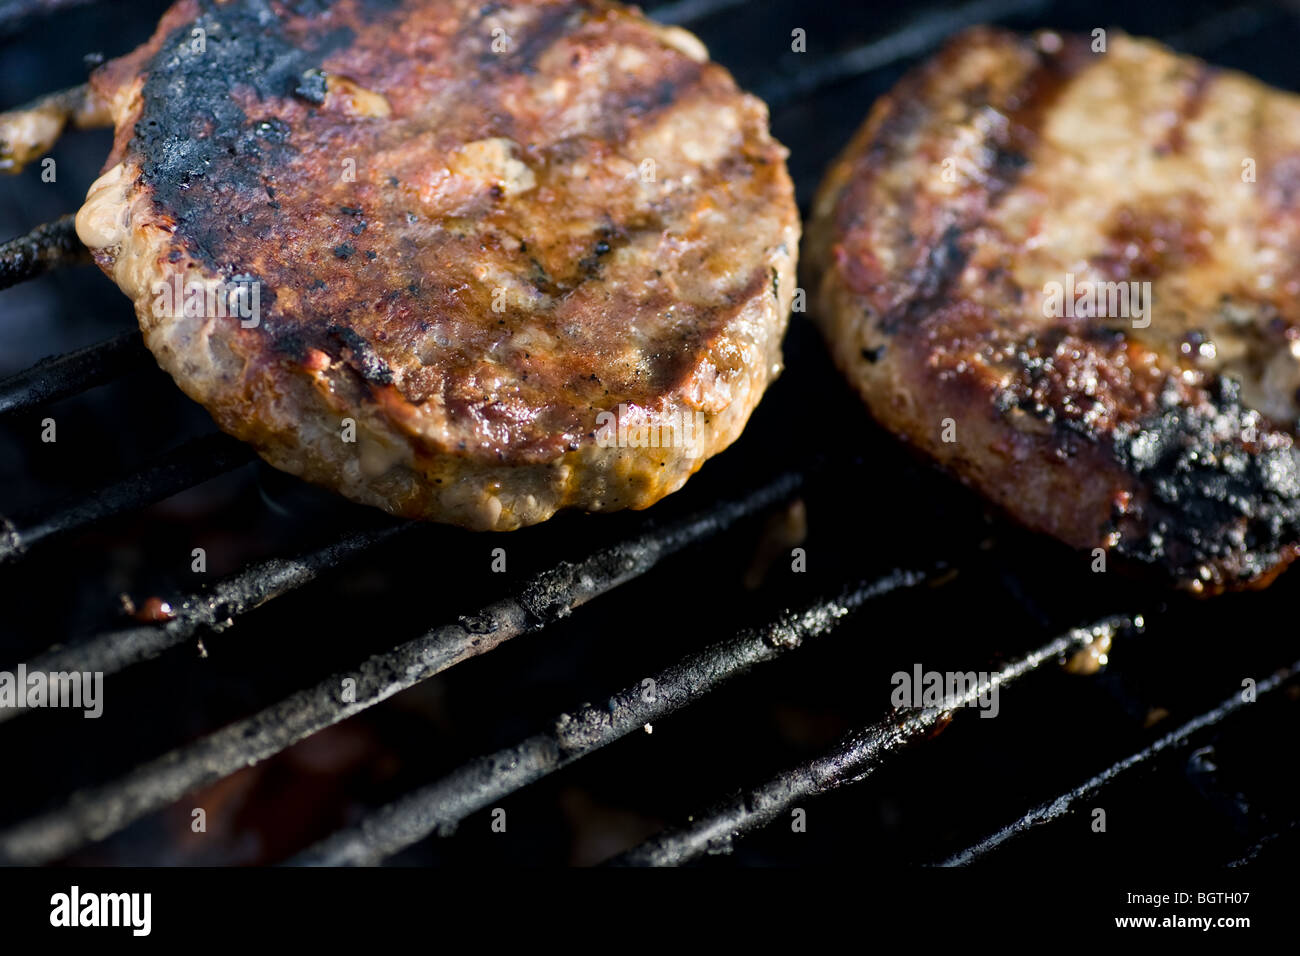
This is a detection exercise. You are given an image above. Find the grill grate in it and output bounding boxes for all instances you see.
[0,468,805,864]
[0,432,254,565]
[1,0,1298,868]
[291,565,940,866]
[0,328,147,419]
[610,615,1139,867]
[940,658,1300,866]
[0,215,86,290]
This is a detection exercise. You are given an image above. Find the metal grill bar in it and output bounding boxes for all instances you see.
[0,0,98,33]
[0,329,146,418]
[0,432,255,566]
[755,0,1050,109]
[607,614,1138,866]
[291,566,939,865]
[1227,821,1297,867]
[1162,1,1278,54]
[0,468,802,865]
[753,0,1273,113]
[0,521,416,722]
[649,0,751,26]
[939,658,1300,866]
[0,215,88,290]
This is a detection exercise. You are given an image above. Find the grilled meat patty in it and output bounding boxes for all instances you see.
[806,27,1300,593]
[71,0,797,530]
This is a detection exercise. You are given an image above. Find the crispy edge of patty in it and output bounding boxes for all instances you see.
[804,27,1300,592]
[75,1,799,531]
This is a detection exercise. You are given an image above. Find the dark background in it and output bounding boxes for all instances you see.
[0,0,1297,867]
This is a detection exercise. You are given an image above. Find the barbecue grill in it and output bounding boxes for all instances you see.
[1,0,1298,869]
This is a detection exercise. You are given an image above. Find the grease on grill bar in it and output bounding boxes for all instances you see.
[0,521,418,711]
[608,616,1141,867]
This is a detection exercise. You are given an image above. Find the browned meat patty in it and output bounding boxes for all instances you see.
[65,0,798,530]
[806,27,1300,594]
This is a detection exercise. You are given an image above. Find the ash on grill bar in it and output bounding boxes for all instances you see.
[0,0,1293,933]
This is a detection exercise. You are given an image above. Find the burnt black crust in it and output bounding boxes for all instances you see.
[1107,377,1300,585]
[128,1,411,389]
[327,324,394,384]
[994,331,1300,588]
[134,0,356,273]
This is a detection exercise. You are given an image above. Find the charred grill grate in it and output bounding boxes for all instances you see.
[1,0,1299,867]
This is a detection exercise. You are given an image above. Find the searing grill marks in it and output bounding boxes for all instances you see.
[836,36,1091,336]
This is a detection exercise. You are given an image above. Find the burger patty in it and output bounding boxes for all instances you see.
[69,0,798,530]
[806,27,1300,593]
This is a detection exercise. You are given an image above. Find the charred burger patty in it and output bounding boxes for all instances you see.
[806,27,1300,593]
[71,0,798,530]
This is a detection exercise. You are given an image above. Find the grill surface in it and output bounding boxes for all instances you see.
[1,0,1298,868]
